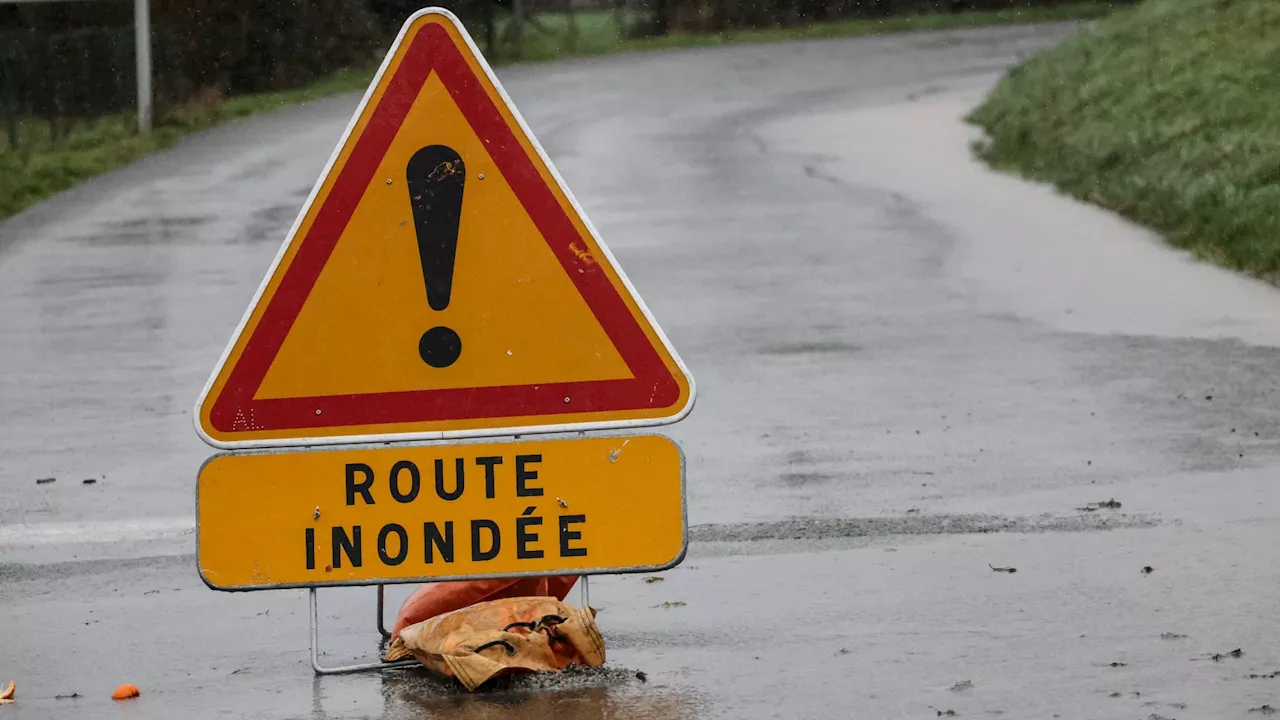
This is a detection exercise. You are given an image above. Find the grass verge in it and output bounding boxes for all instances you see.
[0,66,374,222]
[970,0,1280,279]
[511,2,1117,61]
[2,2,1114,224]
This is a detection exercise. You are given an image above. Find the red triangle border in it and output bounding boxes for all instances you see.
[210,21,679,434]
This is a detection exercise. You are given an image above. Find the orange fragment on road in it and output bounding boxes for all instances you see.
[0,679,14,704]
[111,684,140,700]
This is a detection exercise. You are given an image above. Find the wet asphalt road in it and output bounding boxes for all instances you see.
[6,20,1280,719]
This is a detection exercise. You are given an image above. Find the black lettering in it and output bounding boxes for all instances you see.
[389,461,420,503]
[471,519,500,561]
[435,458,465,500]
[559,514,586,557]
[305,527,316,570]
[345,463,375,505]
[476,456,503,499]
[515,454,543,497]
[377,523,408,566]
[424,521,454,563]
[332,526,362,568]
[516,510,544,559]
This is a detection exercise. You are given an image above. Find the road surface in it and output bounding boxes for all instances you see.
[5,21,1280,719]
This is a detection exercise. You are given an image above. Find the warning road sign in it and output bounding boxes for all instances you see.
[197,435,685,590]
[194,8,693,449]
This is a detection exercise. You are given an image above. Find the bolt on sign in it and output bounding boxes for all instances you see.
[197,436,685,590]
[193,8,694,592]
[192,7,694,450]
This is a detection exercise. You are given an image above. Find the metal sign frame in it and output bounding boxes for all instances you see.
[310,586,417,675]
[191,8,696,678]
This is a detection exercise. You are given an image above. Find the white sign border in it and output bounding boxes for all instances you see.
[192,7,696,450]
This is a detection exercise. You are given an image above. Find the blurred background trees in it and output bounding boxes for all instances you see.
[0,0,1115,147]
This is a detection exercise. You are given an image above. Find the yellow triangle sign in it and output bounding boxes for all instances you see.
[195,9,693,448]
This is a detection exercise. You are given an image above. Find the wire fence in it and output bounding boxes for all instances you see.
[0,1,644,154]
[0,26,136,150]
[0,0,1106,155]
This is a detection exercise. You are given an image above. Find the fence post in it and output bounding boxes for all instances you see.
[1,56,16,153]
[510,0,525,58]
[134,0,152,133]
[483,0,497,60]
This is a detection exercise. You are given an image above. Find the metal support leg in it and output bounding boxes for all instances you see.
[377,585,392,639]
[310,588,418,675]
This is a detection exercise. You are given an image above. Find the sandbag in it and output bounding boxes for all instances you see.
[385,596,605,691]
[390,575,577,641]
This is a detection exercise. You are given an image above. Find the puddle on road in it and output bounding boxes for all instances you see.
[691,511,1158,544]
[74,215,217,246]
[375,666,704,720]
[759,340,861,356]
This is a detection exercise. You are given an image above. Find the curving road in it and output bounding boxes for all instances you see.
[5,21,1280,718]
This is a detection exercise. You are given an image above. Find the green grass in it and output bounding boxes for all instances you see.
[0,66,375,221]
[512,4,1117,61]
[970,0,1280,279]
[611,3,1114,54]
[501,10,638,61]
[1,2,1115,223]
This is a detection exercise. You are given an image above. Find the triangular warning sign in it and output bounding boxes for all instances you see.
[195,9,693,448]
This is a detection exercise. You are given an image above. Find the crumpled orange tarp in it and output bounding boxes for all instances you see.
[385,596,605,691]
[390,576,578,642]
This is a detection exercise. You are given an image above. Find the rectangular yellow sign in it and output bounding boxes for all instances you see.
[197,435,685,591]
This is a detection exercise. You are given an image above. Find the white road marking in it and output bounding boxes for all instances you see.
[0,517,194,546]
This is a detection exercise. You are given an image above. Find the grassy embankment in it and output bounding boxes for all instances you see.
[971,0,1280,279]
[2,2,1115,223]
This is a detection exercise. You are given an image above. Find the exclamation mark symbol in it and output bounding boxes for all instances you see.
[407,145,465,368]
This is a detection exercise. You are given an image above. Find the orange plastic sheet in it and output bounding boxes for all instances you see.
[385,596,604,691]
[390,576,577,641]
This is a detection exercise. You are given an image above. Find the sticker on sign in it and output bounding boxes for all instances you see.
[196,435,685,591]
